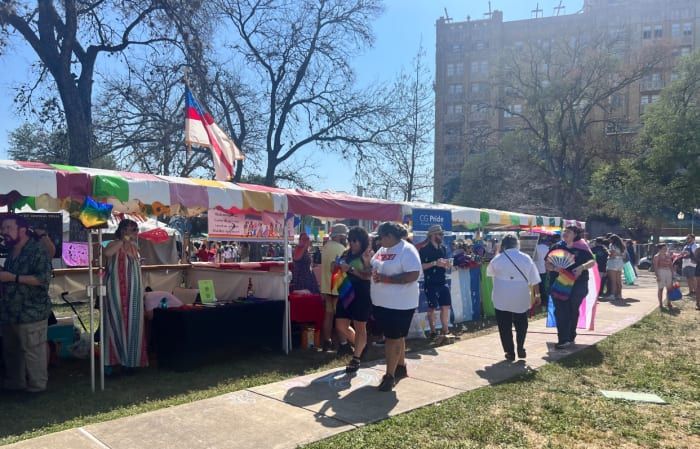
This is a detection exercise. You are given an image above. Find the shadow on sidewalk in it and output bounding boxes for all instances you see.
[475,360,534,385]
[283,369,398,426]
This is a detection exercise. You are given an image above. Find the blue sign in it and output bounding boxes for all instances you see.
[412,209,452,232]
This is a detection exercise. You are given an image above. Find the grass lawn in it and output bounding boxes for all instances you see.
[0,301,503,446]
[302,303,700,449]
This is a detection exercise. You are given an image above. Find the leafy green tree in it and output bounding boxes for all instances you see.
[8,122,116,169]
[592,51,700,229]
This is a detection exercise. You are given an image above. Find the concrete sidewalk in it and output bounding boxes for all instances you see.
[5,277,662,449]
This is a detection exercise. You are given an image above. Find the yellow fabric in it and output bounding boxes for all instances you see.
[242,190,274,212]
[320,240,345,295]
[190,178,226,188]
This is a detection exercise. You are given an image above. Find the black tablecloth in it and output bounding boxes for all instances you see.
[153,300,285,371]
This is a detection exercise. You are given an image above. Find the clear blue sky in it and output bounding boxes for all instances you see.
[0,0,582,194]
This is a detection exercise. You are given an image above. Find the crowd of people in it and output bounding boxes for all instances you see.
[4,210,699,395]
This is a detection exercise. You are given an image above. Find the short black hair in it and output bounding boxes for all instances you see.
[1,214,29,229]
[376,222,405,240]
[501,234,518,251]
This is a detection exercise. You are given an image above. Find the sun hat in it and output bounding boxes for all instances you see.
[427,224,444,236]
[330,224,349,238]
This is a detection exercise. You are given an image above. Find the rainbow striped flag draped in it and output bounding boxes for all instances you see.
[547,268,600,331]
[331,266,355,309]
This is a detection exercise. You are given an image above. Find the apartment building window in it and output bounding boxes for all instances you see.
[444,144,460,156]
[504,104,522,118]
[470,83,490,98]
[609,93,624,109]
[672,23,681,38]
[445,124,461,135]
[447,104,463,114]
[671,71,680,82]
[448,84,464,96]
[683,23,693,36]
[654,25,663,38]
[641,73,663,91]
[681,46,691,56]
[447,63,463,76]
[450,44,462,53]
[474,41,488,51]
[471,61,488,74]
[640,94,659,113]
[642,25,652,39]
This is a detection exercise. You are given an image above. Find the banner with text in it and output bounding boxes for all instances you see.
[208,209,294,242]
[412,208,452,232]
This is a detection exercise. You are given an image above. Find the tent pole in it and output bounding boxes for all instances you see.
[88,232,95,393]
[98,229,105,391]
[283,205,290,355]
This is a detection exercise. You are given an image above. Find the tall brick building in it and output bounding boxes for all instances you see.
[434,0,700,202]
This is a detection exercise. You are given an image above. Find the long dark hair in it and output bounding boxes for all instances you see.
[609,234,624,250]
[115,219,138,240]
[344,226,369,261]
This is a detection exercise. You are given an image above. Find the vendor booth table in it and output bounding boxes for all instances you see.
[153,299,285,371]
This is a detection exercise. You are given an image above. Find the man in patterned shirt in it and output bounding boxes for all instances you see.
[0,214,53,392]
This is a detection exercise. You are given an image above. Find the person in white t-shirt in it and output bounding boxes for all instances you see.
[370,222,422,392]
[487,235,541,361]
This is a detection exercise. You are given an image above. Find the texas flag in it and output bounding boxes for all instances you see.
[184,87,244,181]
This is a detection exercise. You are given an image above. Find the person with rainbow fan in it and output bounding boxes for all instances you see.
[546,226,596,350]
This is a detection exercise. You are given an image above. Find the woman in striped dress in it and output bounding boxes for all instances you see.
[103,219,148,369]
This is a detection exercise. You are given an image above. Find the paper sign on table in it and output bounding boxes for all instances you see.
[198,280,216,304]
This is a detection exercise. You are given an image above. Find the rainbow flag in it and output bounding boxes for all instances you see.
[547,268,601,330]
[330,267,355,309]
[78,196,112,229]
[550,269,576,300]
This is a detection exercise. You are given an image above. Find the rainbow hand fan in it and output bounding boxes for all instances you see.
[551,269,576,300]
[547,248,576,270]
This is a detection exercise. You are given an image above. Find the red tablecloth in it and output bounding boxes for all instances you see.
[289,293,324,331]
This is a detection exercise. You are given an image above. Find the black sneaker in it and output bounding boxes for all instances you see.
[395,364,408,381]
[378,374,395,392]
[505,352,515,361]
[321,340,333,352]
[555,341,572,350]
[345,357,361,374]
[517,348,526,359]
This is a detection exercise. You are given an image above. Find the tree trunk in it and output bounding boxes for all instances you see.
[55,67,93,167]
[233,159,244,182]
[264,155,277,186]
[61,90,92,167]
